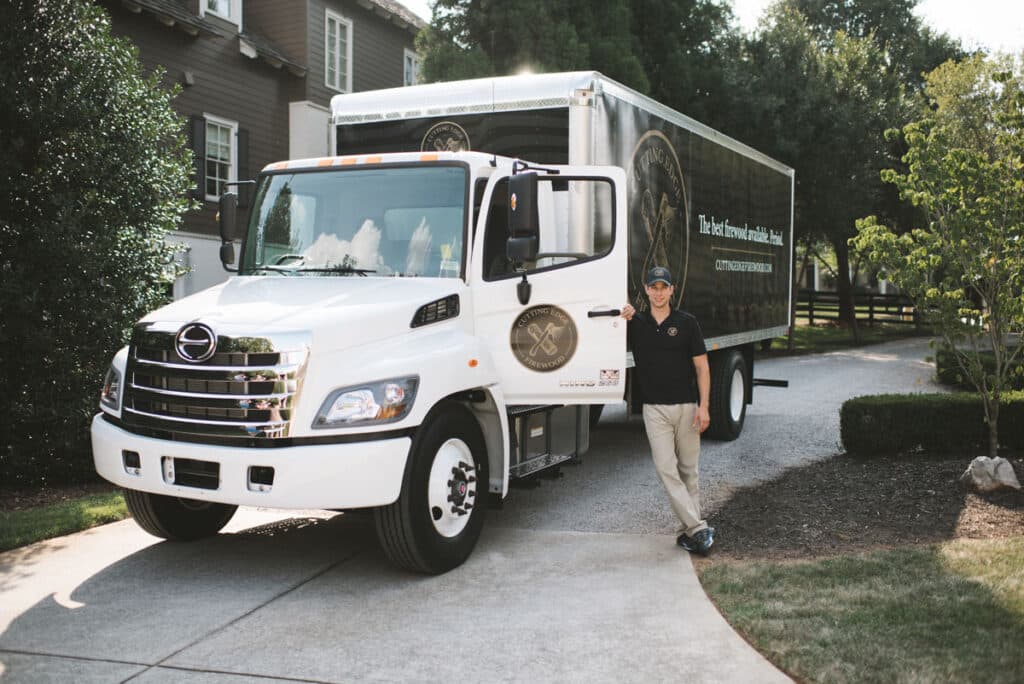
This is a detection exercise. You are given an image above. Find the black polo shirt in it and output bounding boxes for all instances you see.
[628,309,707,405]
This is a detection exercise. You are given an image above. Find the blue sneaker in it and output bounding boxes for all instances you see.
[677,527,714,555]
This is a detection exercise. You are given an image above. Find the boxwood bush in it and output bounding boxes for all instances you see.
[934,348,1024,390]
[840,392,1024,456]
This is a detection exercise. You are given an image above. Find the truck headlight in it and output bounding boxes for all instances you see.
[313,376,419,428]
[100,366,122,412]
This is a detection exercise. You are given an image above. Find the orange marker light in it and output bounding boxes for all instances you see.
[468,359,479,368]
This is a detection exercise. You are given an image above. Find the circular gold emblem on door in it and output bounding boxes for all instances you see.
[510,305,578,372]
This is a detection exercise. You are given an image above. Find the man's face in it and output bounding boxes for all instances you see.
[645,281,674,308]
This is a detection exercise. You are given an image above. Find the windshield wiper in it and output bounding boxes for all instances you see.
[248,264,304,274]
[294,265,377,276]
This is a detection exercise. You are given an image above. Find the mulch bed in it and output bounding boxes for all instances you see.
[700,454,1024,563]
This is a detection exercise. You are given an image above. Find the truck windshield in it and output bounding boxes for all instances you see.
[239,165,468,278]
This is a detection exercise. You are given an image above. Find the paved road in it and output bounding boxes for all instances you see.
[0,338,940,683]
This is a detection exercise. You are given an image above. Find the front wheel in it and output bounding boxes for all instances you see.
[707,350,748,441]
[123,489,237,541]
[374,402,489,574]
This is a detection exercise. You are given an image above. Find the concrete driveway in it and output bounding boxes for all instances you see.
[0,337,941,683]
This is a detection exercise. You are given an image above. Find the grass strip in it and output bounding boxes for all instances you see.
[698,538,1024,684]
[0,492,128,552]
[764,323,929,356]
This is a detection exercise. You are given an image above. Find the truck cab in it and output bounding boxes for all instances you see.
[93,151,628,573]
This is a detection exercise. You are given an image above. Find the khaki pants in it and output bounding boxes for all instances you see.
[642,403,707,537]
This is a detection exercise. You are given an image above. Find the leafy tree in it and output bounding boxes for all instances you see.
[724,1,963,335]
[0,1,191,485]
[853,56,1024,458]
[627,0,736,125]
[419,0,647,88]
[418,0,737,116]
[725,5,905,335]
[788,0,965,90]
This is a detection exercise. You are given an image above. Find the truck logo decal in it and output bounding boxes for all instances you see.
[174,323,217,363]
[510,305,577,372]
[421,121,471,153]
[629,130,689,311]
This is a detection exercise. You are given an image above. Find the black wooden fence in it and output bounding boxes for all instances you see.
[797,289,919,326]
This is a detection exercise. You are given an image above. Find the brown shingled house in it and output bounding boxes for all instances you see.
[101,0,424,296]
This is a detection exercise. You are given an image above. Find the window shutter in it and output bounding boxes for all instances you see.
[236,127,250,209]
[190,114,206,201]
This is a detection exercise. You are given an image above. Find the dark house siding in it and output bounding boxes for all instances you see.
[103,0,420,242]
[308,0,417,104]
[106,2,300,237]
[244,2,307,68]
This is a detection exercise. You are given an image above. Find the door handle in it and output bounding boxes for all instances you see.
[587,308,621,318]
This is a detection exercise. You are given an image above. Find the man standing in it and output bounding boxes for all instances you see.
[621,266,714,554]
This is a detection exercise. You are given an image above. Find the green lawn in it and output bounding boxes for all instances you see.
[699,538,1024,684]
[763,322,930,356]
[0,491,127,552]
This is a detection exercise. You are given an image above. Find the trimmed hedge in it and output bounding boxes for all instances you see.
[840,392,1024,456]
[935,349,1024,391]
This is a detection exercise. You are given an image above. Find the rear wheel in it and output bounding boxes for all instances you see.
[374,402,489,574]
[707,350,748,441]
[123,489,237,541]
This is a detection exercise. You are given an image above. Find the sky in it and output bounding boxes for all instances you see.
[398,0,1024,55]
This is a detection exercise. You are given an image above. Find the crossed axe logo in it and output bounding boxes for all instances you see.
[527,322,562,357]
[640,189,675,287]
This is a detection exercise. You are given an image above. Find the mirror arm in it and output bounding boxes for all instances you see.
[517,271,531,306]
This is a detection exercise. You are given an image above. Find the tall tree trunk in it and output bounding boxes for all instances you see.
[788,247,812,352]
[833,238,861,343]
[987,399,999,458]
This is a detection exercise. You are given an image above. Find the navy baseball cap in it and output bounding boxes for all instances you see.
[646,266,673,286]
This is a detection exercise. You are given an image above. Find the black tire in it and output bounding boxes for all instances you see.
[589,404,604,429]
[707,350,748,441]
[374,402,488,574]
[123,489,237,541]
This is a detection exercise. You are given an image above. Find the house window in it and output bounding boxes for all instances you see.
[325,10,352,93]
[404,49,420,86]
[200,0,242,28]
[205,115,237,201]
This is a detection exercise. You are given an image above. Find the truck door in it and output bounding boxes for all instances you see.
[471,166,628,405]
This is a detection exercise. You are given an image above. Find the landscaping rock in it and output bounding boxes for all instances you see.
[960,456,1022,492]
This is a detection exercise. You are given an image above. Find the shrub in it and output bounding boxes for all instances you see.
[935,348,1024,391]
[0,1,191,486]
[840,392,1024,456]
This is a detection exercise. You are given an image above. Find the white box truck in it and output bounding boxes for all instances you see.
[92,72,793,573]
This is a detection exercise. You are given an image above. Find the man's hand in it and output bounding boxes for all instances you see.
[621,304,635,320]
[693,405,711,433]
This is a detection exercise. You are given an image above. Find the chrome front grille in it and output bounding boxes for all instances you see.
[122,323,310,441]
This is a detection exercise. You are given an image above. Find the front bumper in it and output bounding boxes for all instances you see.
[91,414,410,510]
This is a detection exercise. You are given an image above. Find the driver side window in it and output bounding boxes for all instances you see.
[482,176,614,281]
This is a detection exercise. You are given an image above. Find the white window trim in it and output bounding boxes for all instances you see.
[404,48,420,86]
[203,113,238,203]
[325,9,353,93]
[199,0,243,29]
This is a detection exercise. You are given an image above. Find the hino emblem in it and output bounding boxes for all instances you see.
[175,323,218,363]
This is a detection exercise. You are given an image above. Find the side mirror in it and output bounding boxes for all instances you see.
[217,192,238,270]
[219,242,235,266]
[507,172,539,263]
[218,192,238,242]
